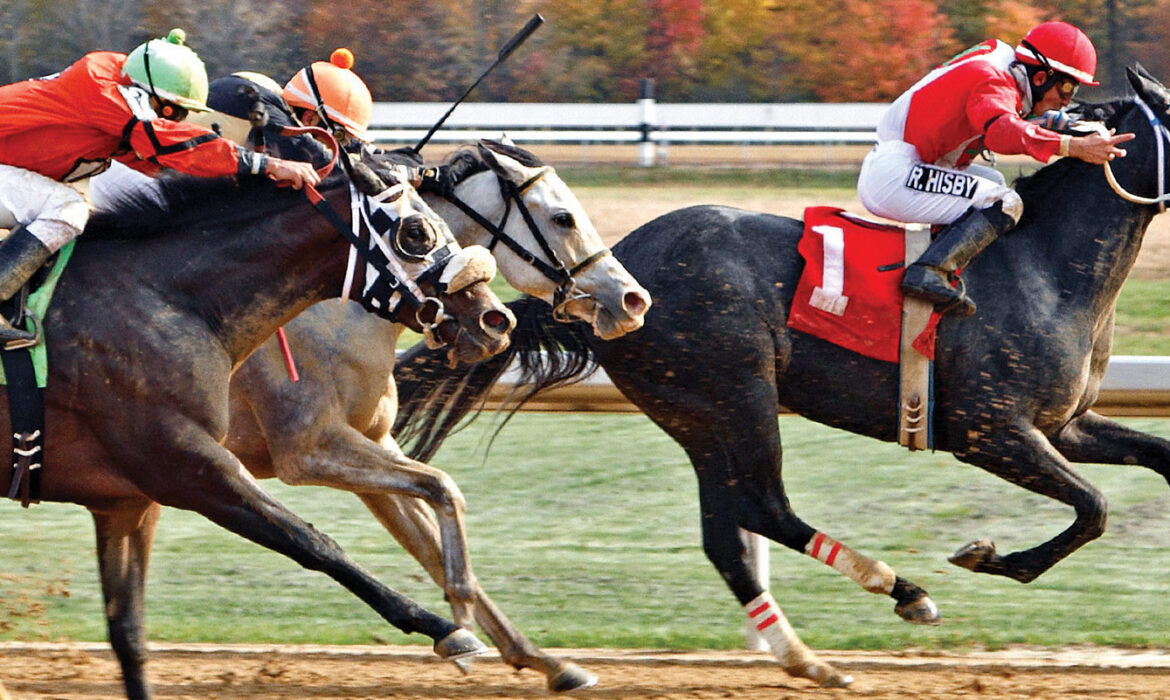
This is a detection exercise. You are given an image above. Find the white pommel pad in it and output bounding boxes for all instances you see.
[441,245,497,293]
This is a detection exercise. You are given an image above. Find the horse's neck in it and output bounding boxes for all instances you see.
[187,189,352,362]
[1025,170,1155,318]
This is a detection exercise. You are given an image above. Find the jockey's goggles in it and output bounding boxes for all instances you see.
[1054,73,1080,99]
[154,99,190,123]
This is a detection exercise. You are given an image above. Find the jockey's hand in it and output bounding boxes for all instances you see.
[265,157,322,190]
[1069,128,1136,165]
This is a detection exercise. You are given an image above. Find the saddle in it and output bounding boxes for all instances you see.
[786,207,939,450]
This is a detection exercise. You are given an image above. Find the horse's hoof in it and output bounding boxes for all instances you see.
[794,663,853,689]
[548,662,599,693]
[949,539,997,571]
[434,628,489,668]
[816,671,854,689]
[895,594,941,625]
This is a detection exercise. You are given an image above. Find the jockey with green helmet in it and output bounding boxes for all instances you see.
[0,29,321,345]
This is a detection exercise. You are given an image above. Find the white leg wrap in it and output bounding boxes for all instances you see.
[805,532,896,594]
[744,591,843,685]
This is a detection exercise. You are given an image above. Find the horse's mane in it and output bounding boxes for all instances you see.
[444,140,546,186]
[84,169,347,241]
[394,295,595,462]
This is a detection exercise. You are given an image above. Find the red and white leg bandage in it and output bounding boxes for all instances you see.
[744,591,846,685]
[805,532,896,594]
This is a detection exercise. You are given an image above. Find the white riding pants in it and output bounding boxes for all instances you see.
[0,164,92,252]
[858,140,1019,225]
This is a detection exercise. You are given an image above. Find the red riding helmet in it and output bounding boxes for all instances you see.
[1015,21,1099,86]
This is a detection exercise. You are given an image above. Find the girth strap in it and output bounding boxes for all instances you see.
[1,345,44,507]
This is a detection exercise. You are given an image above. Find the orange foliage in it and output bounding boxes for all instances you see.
[792,0,958,102]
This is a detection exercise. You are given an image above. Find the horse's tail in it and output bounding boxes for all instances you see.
[393,296,597,462]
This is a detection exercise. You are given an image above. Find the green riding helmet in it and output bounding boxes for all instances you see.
[122,28,211,112]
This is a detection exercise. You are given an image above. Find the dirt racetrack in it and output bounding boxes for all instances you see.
[4,643,1170,699]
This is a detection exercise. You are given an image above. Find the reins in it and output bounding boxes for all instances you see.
[442,164,612,321]
[1103,95,1170,212]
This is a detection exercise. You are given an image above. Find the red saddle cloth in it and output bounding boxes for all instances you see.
[787,206,922,363]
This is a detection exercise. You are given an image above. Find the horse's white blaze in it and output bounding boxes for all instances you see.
[805,531,896,594]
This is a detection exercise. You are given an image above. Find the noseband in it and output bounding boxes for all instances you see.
[442,166,611,321]
[1103,95,1170,213]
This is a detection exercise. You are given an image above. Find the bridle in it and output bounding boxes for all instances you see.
[1103,94,1170,213]
[441,164,612,322]
[296,140,455,341]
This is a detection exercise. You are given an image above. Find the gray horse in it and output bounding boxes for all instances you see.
[223,141,650,692]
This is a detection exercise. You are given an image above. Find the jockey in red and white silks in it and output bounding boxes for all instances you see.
[857,21,1133,317]
[858,39,1053,226]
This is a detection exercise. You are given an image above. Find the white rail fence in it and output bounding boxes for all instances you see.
[370,100,887,165]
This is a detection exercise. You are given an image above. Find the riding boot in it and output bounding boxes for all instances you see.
[900,201,1016,317]
[0,226,54,345]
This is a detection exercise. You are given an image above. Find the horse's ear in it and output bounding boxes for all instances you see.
[1128,65,1170,111]
[1133,62,1159,83]
[350,160,389,196]
[477,141,530,183]
[498,133,517,148]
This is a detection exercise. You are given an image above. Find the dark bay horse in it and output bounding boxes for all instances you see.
[393,67,1170,687]
[224,140,649,692]
[1,155,514,699]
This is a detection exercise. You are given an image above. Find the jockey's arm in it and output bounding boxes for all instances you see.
[120,118,320,189]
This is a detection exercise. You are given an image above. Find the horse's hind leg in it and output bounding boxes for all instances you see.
[1052,410,1170,483]
[358,493,598,692]
[949,421,1108,583]
[91,501,161,700]
[140,436,486,661]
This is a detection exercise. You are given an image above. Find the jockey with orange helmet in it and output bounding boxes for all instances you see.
[0,29,321,345]
[207,50,448,196]
[282,48,373,147]
[857,21,1135,317]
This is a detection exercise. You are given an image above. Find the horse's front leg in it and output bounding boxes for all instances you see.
[138,429,485,662]
[1052,410,1170,483]
[91,502,161,700]
[268,423,480,619]
[359,493,599,692]
[949,420,1108,582]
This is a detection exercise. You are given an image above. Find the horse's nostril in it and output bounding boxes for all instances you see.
[482,309,513,333]
[624,290,650,317]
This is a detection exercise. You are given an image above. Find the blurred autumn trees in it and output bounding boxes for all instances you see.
[1,0,1164,102]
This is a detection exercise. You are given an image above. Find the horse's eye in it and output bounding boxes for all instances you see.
[396,216,437,259]
[553,212,575,228]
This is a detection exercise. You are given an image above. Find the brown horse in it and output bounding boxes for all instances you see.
[1,153,514,700]
[224,141,649,691]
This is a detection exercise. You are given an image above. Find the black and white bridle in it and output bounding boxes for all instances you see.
[441,165,611,321]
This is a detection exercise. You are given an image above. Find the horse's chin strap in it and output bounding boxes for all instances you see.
[1103,96,1170,212]
[440,167,612,320]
